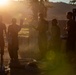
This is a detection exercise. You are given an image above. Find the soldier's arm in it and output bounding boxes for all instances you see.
[32,25,38,31]
[8,26,10,35]
[66,21,70,32]
[7,26,10,40]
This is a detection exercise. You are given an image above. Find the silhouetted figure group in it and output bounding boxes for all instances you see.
[8,18,22,63]
[0,17,24,69]
[0,11,76,69]
[36,12,76,61]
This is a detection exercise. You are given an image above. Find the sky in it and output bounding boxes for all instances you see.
[49,0,70,3]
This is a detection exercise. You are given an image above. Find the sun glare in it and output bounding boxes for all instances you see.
[0,0,9,6]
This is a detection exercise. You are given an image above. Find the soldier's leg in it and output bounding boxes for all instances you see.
[1,46,4,68]
[13,49,18,61]
[8,45,14,61]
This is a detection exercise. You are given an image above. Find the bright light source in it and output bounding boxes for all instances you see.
[0,0,9,6]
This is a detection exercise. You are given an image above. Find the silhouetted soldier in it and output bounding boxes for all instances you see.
[49,19,61,51]
[37,13,49,59]
[66,12,76,66]
[0,16,6,68]
[66,12,76,52]
[8,18,22,63]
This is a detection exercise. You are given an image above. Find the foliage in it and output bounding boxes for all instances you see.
[70,0,76,4]
[39,50,75,75]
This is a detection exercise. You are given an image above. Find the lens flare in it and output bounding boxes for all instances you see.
[0,0,9,6]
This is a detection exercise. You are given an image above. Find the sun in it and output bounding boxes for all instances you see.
[0,0,9,6]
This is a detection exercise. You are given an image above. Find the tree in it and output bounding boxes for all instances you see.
[29,0,49,22]
[29,0,39,22]
[70,0,76,4]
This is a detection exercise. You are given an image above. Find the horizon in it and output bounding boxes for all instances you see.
[49,0,70,3]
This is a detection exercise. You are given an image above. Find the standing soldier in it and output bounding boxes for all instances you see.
[66,12,76,52]
[66,12,76,65]
[8,18,23,63]
[49,19,61,51]
[37,13,49,59]
[0,16,6,67]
